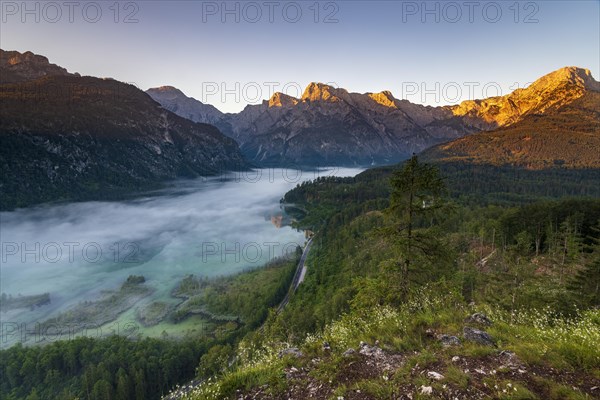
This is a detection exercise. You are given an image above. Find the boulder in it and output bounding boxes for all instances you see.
[438,334,461,347]
[420,385,433,395]
[427,371,445,380]
[463,327,496,347]
[278,347,303,359]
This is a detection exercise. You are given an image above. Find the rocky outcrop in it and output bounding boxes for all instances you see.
[222,83,469,166]
[278,348,303,358]
[269,92,299,108]
[465,312,493,326]
[463,327,496,347]
[438,334,462,347]
[0,49,79,83]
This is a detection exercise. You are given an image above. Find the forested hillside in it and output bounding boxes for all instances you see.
[172,157,600,399]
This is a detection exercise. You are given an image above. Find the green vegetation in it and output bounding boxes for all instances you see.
[0,75,246,211]
[136,302,175,327]
[384,155,448,299]
[173,254,298,328]
[181,157,600,399]
[178,287,600,399]
[0,293,50,312]
[40,276,153,334]
[0,336,208,400]
[124,275,146,285]
[3,156,600,399]
[0,257,300,400]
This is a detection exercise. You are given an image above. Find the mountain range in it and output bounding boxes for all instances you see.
[148,66,599,167]
[149,83,475,166]
[0,49,246,210]
[2,48,598,209]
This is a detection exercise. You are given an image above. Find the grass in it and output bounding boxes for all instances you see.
[178,288,600,400]
[481,306,600,372]
[443,365,470,389]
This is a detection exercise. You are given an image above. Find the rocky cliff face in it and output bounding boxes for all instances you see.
[216,83,474,166]
[225,86,449,166]
[0,50,247,210]
[448,67,598,128]
[149,67,597,167]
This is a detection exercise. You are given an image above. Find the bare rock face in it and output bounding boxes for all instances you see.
[268,92,299,108]
[0,49,79,83]
[368,91,397,108]
[422,84,600,169]
[449,66,598,127]
[301,82,345,102]
[222,82,475,166]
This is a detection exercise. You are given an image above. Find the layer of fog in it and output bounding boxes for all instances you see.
[0,168,363,345]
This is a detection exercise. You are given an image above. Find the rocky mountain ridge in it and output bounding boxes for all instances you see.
[422,90,600,169]
[148,66,598,166]
[146,86,225,125]
[448,66,599,127]
[0,49,79,83]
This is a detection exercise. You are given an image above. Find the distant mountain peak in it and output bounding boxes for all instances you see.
[301,82,345,102]
[146,85,224,124]
[450,66,599,127]
[145,66,598,167]
[368,90,397,108]
[153,85,181,92]
[268,92,299,107]
[530,66,599,92]
[147,86,188,101]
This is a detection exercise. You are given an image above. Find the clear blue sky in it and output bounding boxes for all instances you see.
[2,0,599,112]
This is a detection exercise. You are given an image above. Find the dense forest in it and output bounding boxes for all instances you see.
[275,160,600,337]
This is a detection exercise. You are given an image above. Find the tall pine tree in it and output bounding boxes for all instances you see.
[384,155,447,299]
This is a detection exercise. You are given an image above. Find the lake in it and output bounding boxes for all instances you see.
[0,168,363,348]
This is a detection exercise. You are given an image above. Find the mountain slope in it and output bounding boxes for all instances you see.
[0,50,247,210]
[146,86,225,125]
[149,67,597,167]
[422,90,600,169]
[449,66,599,128]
